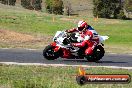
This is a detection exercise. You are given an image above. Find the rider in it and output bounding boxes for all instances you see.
[66,20,99,55]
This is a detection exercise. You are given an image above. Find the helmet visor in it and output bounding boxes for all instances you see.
[78,27,84,31]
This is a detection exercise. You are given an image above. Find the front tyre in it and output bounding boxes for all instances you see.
[43,45,59,60]
[86,45,105,62]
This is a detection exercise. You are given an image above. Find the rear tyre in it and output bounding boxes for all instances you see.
[43,45,59,60]
[86,45,105,62]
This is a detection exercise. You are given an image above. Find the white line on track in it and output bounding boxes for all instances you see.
[0,62,132,70]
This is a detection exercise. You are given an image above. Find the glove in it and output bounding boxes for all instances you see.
[84,35,90,40]
[71,43,78,47]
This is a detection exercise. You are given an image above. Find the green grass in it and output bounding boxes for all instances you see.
[0,4,132,53]
[0,6,75,35]
[0,65,132,88]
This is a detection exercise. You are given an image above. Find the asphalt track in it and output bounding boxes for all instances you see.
[0,48,132,67]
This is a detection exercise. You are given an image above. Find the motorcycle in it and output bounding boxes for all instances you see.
[43,31,109,62]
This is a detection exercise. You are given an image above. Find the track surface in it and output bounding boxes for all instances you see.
[0,49,132,67]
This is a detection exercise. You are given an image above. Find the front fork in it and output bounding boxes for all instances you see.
[50,42,72,58]
[50,42,60,52]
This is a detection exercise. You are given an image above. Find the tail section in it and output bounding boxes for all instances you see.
[99,36,109,43]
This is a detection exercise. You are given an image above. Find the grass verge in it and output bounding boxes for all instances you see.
[0,65,132,88]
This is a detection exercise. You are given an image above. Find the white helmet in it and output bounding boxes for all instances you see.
[77,21,88,31]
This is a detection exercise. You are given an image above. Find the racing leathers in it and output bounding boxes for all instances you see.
[67,25,99,55]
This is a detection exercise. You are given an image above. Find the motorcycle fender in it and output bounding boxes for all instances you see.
[50,42,60,52]
[54,46,60,52]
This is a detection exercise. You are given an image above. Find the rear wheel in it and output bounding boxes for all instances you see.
[86,45,105,62]
[43,45,59,60]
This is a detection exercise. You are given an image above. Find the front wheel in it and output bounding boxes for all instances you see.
[43,45,59,60]
[85,45,105,62]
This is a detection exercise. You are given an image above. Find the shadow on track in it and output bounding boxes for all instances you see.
[63,59,127,64]
[96,61,127,63]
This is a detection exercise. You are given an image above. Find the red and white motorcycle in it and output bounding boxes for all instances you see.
[43,31,109,62]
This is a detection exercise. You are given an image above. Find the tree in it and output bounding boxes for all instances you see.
[45,0,64,15]
[21,0,42,10]
[93,0,114,18]
[0,0,16,6]
[21,0,30,9]
[93,0,126,19]
[124,0,132,12]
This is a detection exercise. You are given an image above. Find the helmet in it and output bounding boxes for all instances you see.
[77,21,88,31]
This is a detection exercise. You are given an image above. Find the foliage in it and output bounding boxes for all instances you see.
[21,0,42,10]
[93,0,127,19]
[117,9,126,19]
[124,0,132,12]
[45,0,64,15]
[0,0,16,5]
[21,0,30,8]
